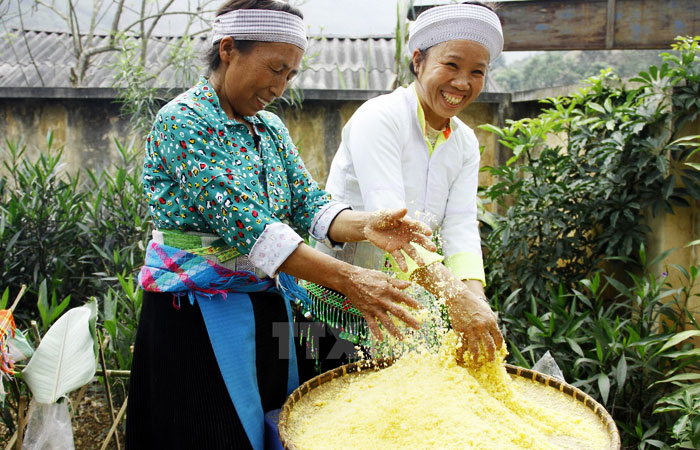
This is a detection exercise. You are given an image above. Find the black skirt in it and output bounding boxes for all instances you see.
[125,290,292,450]
[294,315,360,383]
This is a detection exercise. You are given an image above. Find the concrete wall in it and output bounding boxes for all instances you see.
[0,89,508,186]
[277,99,366,187]
[0,93,133,175]
[646,116,700,332]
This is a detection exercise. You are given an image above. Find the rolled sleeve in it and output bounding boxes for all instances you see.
[249,222,304,277]
[444,251,485,284]
[309,201,351,250]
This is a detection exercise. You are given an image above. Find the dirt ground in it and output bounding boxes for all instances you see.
[72,386,126,450]
[1,382,126,450]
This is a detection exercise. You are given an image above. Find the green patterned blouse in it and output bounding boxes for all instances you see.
[143,76,332,256]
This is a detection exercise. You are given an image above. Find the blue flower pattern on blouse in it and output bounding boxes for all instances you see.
[143,76,331,255]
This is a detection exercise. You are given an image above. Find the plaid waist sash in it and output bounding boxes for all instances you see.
[138,240,299,450]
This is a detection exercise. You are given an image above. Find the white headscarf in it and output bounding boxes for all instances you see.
[211,9,307,51]
[408,4,503,61]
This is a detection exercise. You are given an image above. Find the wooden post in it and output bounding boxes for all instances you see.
[97,329,121,450]
[605,0,617,49]
[99,398,128,450]
[15,394,27,450]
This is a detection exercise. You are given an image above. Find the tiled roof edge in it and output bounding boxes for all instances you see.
[0,86,513,102]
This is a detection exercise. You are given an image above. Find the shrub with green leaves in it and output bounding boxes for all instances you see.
[0,135,149,438]
[0,135,150,372]
[480,37,700,449]
[481,36,700,305]
[0,136,91,315]
[498,246,700,449]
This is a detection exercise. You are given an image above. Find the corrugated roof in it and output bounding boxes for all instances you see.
[0,29,500,92]
[298,36,398,90]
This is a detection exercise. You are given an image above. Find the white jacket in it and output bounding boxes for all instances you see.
[322,84,484,281]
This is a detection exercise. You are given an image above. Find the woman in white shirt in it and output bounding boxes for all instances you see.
[312,2,504,370]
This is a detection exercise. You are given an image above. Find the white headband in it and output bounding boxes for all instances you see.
[211,9,307,51]
[408,4,503,62]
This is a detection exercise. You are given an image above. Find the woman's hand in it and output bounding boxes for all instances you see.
[340,267,423,341]
[279,244,423,342]
[363,208,436,272]
[410,263,504,365]
[446,294,504,366]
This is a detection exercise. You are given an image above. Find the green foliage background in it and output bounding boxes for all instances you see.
[479,37,700,449]
[0,136,149,430]
[491,49,665,92]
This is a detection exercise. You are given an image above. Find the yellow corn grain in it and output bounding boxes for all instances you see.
[286,331,611,450]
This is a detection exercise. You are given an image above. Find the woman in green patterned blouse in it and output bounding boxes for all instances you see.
[126,1,437,449]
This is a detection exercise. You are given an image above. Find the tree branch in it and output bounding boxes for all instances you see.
[139,0,147,65]
[67,0,82,56]
[110,0,126,37]
[145,0,176,41]
[16,7,45,86]
[120,9,214,35]
[82,42,121,59]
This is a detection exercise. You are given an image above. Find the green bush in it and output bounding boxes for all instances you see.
[0,136,149,438]
[480,37,700,449]
[82,138,151,373]
[1,136,92,316]
[497,248,700,449]
[481,36,700,305]
[0,135,150,371]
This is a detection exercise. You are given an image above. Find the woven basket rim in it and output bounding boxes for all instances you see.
[278,359,621,450]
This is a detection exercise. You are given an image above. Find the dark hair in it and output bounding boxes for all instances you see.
[205,0,304,73]
[408,1,497,77]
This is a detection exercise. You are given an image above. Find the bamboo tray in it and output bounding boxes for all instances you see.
[278,359,621,450]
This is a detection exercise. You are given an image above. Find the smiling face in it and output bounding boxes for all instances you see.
[412,40,490,129]
[211,38,303,120]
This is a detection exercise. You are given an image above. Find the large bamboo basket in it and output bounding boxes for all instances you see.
[278,359,621,450]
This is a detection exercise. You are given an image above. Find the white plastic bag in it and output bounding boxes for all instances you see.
[22,400,75,450]
[532,350,566,382]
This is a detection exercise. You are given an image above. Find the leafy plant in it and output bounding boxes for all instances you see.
[82,138,151,287]
[111,38,170,138]
[101,272,143,373]
[482,37,700,449]
[22,300,98,404]
[481,37,700,304]
[655,390,700,448]
[35,280,70,335]
[81,139,149,379]
[498,250,700,449]
[0,134,92,317]
[0,136,150,375]
[651,264,700,449]
[0,136,148,445]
